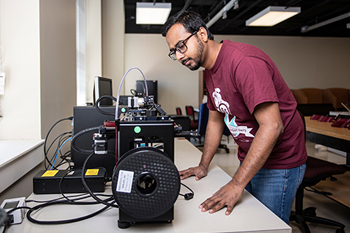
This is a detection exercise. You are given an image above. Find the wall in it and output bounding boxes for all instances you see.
[0,0,76,202]
[0,0,76,139]
[0,0,41,139]
[214,35,350,90]
[102,0,125,98]
[40,0,77,137]
[124,34,201,115]
[124,34,350,114]
[86,0,102,104]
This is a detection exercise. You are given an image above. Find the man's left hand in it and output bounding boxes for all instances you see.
[199,182,244,215]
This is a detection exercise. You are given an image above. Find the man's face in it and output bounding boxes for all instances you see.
[165,24,204,71]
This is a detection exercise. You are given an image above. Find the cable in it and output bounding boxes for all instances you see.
[26,194,88,204]
[115,67,148,120]
[179,183,194,200]
[24,191,116,225]
[50,137,72,170]
[71,126,100,154]
[81,151,119,208]
[95,95,117,116]
[45,132,72,170]
[43,117,73,169]
[26,200,113,225]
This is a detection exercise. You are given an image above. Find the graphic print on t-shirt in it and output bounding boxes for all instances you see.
[213,88,254,139]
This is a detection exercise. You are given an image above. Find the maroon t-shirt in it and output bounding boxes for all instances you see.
[206,40,307,169]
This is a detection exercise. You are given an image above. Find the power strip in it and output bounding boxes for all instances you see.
[0,197,26,225]
[33,169,106,194]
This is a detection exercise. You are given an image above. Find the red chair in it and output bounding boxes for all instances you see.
[290,111,346,233]
[310,114,323,120]
[185,105,198,130]
[318,116,334,122]
[176,107,182,115]
[331,118,350,128]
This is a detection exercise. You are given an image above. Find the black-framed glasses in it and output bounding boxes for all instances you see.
[168,31,197,61]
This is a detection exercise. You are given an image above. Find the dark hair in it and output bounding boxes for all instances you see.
[161,10,214,40]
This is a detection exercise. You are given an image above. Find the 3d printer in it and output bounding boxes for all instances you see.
[87,68,181,229]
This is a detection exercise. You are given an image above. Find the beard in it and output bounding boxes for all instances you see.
[182,39,204,71]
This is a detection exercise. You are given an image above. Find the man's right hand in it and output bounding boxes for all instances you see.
[179,164,208,181]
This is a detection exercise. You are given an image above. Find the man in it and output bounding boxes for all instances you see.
[162,10,307,224]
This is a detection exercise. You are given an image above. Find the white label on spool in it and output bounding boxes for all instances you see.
[116,170,134,193]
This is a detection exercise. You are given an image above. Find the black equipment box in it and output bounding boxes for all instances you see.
[33,169,106,194]
[72,106,117,178]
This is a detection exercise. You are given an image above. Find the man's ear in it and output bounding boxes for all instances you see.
[198,27,209,43]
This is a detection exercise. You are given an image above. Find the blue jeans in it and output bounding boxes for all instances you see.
[245,163,306,224]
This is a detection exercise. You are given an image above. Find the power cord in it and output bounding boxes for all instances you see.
[95,95,117,116]
[179,183,194,200]
[43,117,73,170]
[26,199,113,225]
[81,151,119,208]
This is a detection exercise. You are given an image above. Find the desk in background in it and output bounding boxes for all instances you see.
[304,117,350,166]
[4,139,291,233]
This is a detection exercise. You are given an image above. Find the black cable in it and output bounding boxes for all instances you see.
[56,150,72,168]
[81,151,119,208]
[179,183,194,200]
[58,168,75,201]
[54,134,72,168]
[71,126,100,154]
[44,117,73,169]
[0,207,8,233]
[25,192,116,225]
[25,193,112,205]
[26,194,88,204]
[26,200,113,225]
[95,95,117,116]
[47,133,72,170]
[1,206,32,233]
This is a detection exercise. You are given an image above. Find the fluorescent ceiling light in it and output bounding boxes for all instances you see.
[136,2,171,25]
[246,6,301,27]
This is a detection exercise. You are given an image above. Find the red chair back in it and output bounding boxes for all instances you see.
[176,107,182,115]
[310,114,322,120]
[185,106,195,118]
[331,118,350,128]
[318,116,334,122]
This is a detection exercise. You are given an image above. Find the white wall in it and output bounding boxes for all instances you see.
[86,0,102,104]
[214,35,350,89]
[0,0,76,203]
[124,34,350,114]
[124,34,201,115]
[0,0,41,139]
[0,0,76,140]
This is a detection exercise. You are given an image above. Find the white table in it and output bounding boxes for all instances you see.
[4,138,291,233]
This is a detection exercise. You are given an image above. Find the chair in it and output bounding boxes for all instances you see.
[293,88,323,104]
[289,112,347,233]
[331,118,350,128]
[185,105,198,130]
[176,107,182,115]
[196,103,229,153]
[323,88,350,111]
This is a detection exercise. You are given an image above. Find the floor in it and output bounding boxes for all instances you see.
[191,136,350,233]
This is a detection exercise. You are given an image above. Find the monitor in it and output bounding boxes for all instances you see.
[93,76,113,106]
[136,80,158,103]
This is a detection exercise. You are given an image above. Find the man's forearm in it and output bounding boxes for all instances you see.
[199,111,225,169]
[230,124,281,189]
